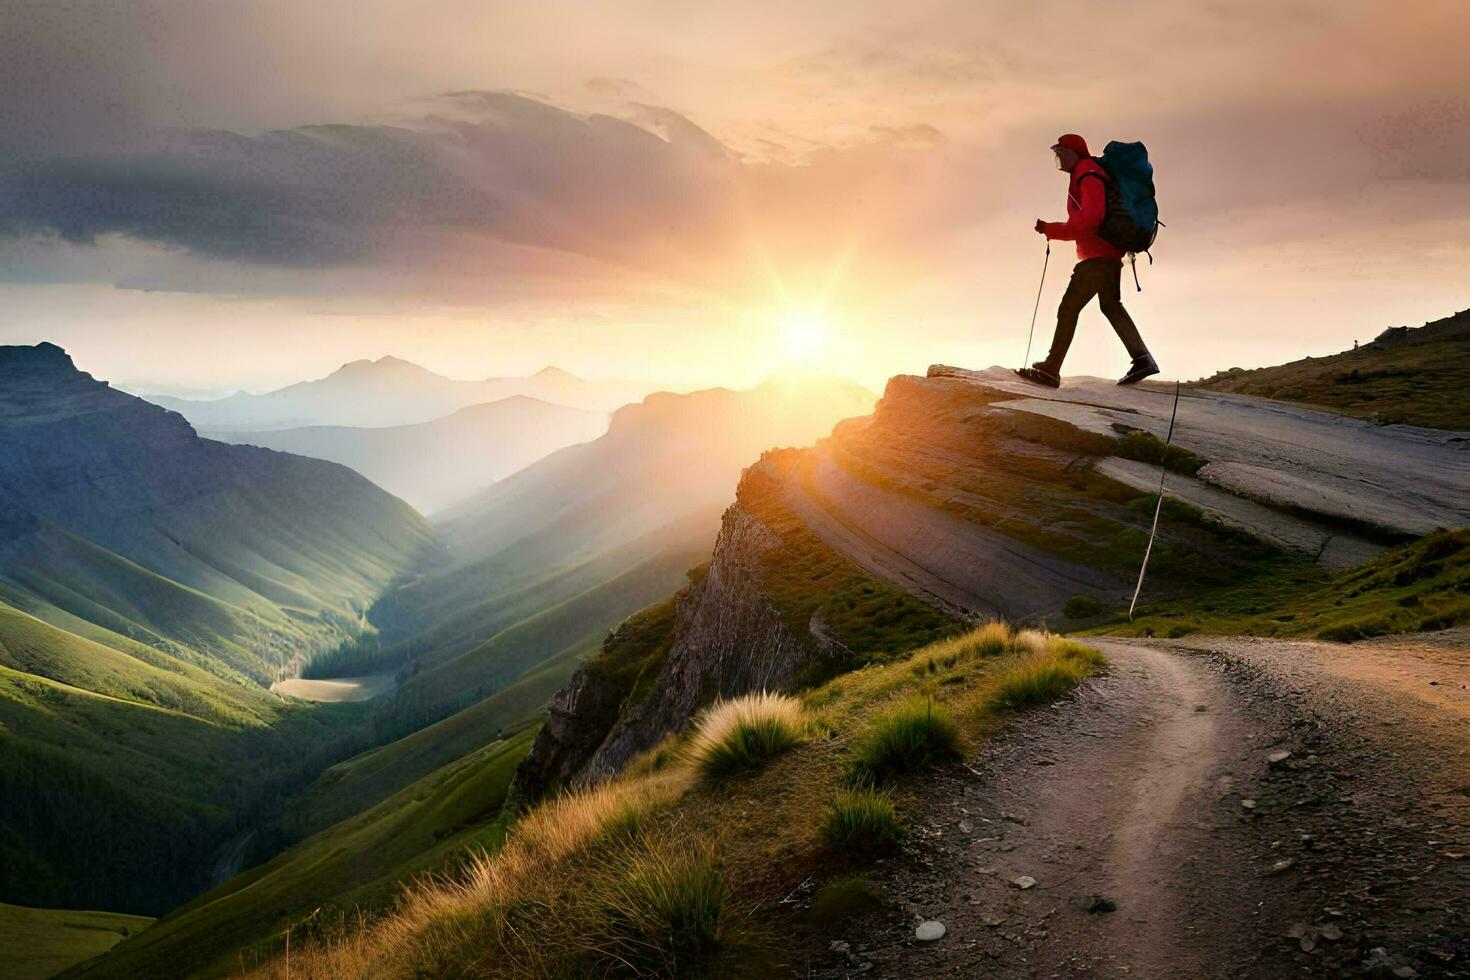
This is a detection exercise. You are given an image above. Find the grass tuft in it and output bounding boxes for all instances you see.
[1012,628,1050,657]
[968,621,1013,656]
[1051,639,1107,669]
[821,788,903,854]
[685,692,803,781]
[585,838,732,976]
[843,695,961,786]
[987,638,1102,711]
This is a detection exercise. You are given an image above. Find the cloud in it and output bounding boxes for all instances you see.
[0,94,728,271]
[0,90,970,307]
[1,0,1465,319]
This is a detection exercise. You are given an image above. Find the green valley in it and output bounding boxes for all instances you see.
[0,903,153,980]
[0,344,439,914]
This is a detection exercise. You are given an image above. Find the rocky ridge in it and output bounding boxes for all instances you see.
[511,460,844,797]
[510,364,1470,799]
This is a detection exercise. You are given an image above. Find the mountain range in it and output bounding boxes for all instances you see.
[0,343,440,913]
[45,370,879,977]
[376,375,880,718]
[147,358,657,431]
[211,396,608,514]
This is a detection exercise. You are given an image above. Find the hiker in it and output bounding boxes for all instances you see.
[1017,134,1159,388]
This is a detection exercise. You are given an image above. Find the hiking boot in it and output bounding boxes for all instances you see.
[1117,354,1160,386]
[1014,362,1061,388]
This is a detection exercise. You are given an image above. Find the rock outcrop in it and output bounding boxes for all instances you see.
[581,470,828,780]
[512,362,1470,798]
[512,460,841,796]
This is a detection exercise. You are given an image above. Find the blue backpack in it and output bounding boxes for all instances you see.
[1092,141,1161,286]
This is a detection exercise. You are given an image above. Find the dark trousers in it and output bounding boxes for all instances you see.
[1044,258,1149,369]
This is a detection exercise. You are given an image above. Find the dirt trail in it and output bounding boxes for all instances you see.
[805,635,1470,979]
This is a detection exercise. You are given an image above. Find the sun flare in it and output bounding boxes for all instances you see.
[777,310,831,364]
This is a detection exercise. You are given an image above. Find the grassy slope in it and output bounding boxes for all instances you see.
[369,506,720,683]
[71,522,712,970]
[237,627,1104,978]
[1094,529,1469,641]
[0,529,289,686]
[0,599,279,727]
[0,605,269,912]
[73,728,537,979]
[0,598,411,915]
[2,461,438,688]
[0,903,153,980]
[0,349,445,914]
[388,540,703,722]
[281,544,702,845]
[1192,308,1470,429]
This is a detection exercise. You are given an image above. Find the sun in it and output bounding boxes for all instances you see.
[777,309,831,364]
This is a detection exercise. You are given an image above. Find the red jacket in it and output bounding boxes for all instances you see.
[1043,158,1124,262]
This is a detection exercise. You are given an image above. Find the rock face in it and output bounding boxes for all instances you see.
[582,474,826,781]
[513,461,837,795]
[512,655,632,802]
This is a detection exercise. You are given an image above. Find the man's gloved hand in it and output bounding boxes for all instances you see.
[1034,219,1048,235]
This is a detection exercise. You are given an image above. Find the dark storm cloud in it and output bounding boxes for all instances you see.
[0,93,741,269]
[1,127,459,264]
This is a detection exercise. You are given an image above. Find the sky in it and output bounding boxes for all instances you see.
[1,0,1467,395]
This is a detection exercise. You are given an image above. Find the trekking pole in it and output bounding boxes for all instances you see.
[1020,241,1050,369]
[1128,380,1182,622]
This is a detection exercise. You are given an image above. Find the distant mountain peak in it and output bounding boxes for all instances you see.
[327,355,443,382]
[147,356,661,430]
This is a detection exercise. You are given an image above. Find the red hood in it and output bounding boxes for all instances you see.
[1054,133,1090,158]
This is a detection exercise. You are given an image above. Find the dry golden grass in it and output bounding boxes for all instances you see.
[952,620,1013,657]
[246,625,1104,979]
[1012,627,1051,657]
[245,775,689,979]
[684,691,804,780]
[984,637,1108,712]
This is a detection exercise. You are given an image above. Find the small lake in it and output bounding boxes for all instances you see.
[270,673,397,702]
